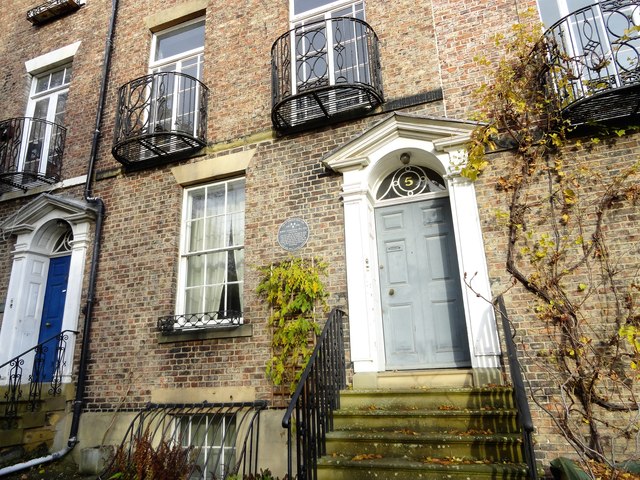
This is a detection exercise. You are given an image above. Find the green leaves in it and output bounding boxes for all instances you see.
[257,257,328,392]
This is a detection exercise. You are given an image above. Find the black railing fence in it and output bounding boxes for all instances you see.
[0,329,76,420]
[282,308,347,480]
[271,17,383,131]
[112,71,208,167]
[543,0,640,123]
[99,401,266,480]
[0,117,66,192]
[496,295,538,480]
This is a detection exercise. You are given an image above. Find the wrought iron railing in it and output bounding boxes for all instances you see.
[158,311,243,333]
[27,0,82,25]
[282,308,346,480]
[495,296,538,480]
[0,330,76,420]
[98,401,267,480]
[112,71,208,168]
[271,17,383,132]
[543,0,640,124]
[0,117,66,193]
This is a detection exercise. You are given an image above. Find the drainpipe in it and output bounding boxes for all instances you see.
[69,0,119,447]
[0,1,118,476]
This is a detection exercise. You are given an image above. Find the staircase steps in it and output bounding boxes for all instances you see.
[318,385,529,480]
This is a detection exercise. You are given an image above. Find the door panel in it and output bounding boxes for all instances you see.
[376,197,470,369]
[36,255,71,382]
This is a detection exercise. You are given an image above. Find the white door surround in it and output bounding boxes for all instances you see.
[0,193,97,384]
[323,113,501,375]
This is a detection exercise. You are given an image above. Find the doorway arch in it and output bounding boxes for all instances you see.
[323,113,500,376]
[0,194,97,384]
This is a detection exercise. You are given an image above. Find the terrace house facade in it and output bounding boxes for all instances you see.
[0,0,638,478]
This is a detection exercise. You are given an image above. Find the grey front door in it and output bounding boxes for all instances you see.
[376,197,471,369]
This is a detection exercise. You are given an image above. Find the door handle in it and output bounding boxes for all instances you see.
[388,288,395,296]
[45,322,52,327]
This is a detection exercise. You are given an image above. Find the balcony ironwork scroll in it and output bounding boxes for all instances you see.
[27,0,82,25]
[272,17,383,132]
[0,117,65,193]
[543,0,640,124]
[112,71,208,168]
[0,330,76,422]
[157,310,243,333]
[98,401,267,480]
[282,308,347,480]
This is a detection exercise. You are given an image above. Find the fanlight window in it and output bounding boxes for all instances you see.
[376,166,446,201]
[52,227,73,254]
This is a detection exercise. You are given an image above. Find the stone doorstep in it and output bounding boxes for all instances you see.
[353,368,475,389]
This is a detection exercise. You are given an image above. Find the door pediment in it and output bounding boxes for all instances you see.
[323,113,478,173]
[1,193,97,236]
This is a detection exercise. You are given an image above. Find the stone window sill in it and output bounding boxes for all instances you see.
[157,324,252,343]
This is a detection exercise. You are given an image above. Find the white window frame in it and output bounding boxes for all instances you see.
[176,178,245,324]
[21,64,71,176]
[148,17,205,138]
[177,414,236,480]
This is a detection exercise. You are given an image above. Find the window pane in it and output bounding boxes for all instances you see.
[186,256,205,287]
[294,0,333,15]
[49,69,65,89]
[35,75,50,93]
[188,218,204,252]
[156,21,205,61]
[185,286,204,313]
[189,188,206,220]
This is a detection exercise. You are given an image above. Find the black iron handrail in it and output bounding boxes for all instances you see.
[0,329,77,419]
[496,295,538,480]
[282,308,346,480]
[98,401,267,480]
[112,71,209,167]
[271,17,383,131]
[0,117,66,192]
[542,0,640,124]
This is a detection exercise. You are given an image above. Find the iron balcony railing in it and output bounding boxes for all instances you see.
[0,117,66,193]
[495,296,538,480]
[0,330,77,422]
[271,17,383,132]
[543,0,640,124]
[158,310,243,333]
[282,308,347,480]
[98,401,267,480]
[27,0,82,25]
[112,71,208,168]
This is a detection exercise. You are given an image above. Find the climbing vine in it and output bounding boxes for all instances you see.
[257,256,329,393]
[465,10,640,472]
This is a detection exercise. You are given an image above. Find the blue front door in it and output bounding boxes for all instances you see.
[36,255,71,382]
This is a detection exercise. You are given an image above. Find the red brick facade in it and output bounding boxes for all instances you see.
[0,0,638,471]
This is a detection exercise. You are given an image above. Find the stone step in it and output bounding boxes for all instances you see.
[325,430,524,463]
[353,369,475,389]
[333,407,519,433]
[339,387,516,411]
[317,456,529,480]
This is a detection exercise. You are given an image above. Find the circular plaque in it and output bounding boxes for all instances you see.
[278,218,309,252]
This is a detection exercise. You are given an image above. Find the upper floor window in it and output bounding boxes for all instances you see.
[178,178,245,325]
[291,0,364,22]
[149,18,205,135]
[23,65,71,178]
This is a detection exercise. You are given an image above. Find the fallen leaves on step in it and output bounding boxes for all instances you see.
[423,456,492,465]
[351,453,383,461]
[437,404,457,411]
[394,428,419,435]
